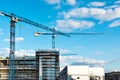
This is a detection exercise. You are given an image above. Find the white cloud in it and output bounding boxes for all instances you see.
[4,37,24,42]
[15,49,35,57]
[0,48,10,57]
[88,2,105,7]
[61,7,120,21]
[105,5,120,9]
[44,0,61,9]
[15,37,24,42]
[67,0,76,6]
[109,20,120,27]
[44,0,77,6]
[45,0,60,4]
[60,55,106,70]
[0,48,35,57]
[107,58,120,64]
[56,48,78,56]
[115,0,120,4]
[55,19,95,32]
[56,48,70,53]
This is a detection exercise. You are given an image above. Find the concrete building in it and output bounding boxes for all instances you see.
[0,49,60,80]
[105,71,120,80]
[0,56,36,80]
[15,56,36,80]
[36,50,60,80]
[59,65,105,80]
[0,58,9,80]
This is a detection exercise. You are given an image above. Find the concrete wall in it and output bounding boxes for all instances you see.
[59,65,105,80]
[68,66,89,80]
[89,67,105,80]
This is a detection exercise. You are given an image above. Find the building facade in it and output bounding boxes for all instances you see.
[59,65,105,80]
[15,56,36,80]
[0,58,9,80]
[0,49,60,80]
[36,50,60,80]
[105,71,120,80]
[0,56,36,80]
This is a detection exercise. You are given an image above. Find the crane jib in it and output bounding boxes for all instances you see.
[11,13,70,37]
[0,10,70,80]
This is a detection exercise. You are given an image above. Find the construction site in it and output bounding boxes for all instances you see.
[0,56,36,80]
[0,10,103,80]
[0,50,59,80]
[1,0,120,80]
[0,10,62,80]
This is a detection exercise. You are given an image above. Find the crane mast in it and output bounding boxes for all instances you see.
[9,18,16,80]
[0,11,70,80]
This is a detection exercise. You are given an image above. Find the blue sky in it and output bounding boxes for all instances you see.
[0,0,120,72]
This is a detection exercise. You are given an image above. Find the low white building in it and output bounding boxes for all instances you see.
[59,65,105,80]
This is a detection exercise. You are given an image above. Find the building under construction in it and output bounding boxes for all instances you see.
[0,49,60,80]
[0,56,36,80]
[36,50,60,80]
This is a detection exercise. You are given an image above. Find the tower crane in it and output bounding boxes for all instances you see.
[0,11,70,80]
[34,30,104,49]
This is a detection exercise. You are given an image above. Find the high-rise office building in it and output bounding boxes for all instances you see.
[36,50,60,80]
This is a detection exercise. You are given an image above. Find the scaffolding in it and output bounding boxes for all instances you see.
[36,50,60,80]
[0,56,37,80]
[0,50,60,80]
